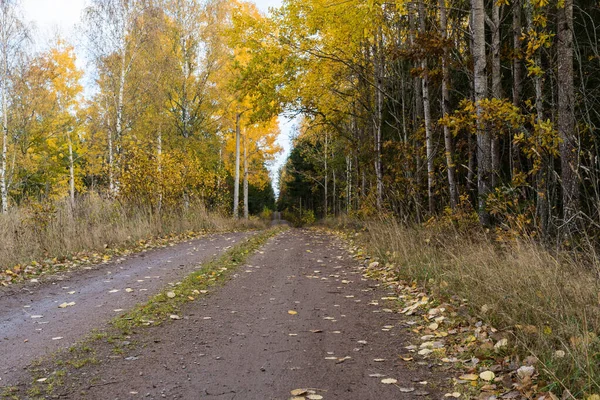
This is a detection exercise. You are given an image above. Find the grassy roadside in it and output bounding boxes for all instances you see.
[0,196,268,287]
[325,216,600,399]
[2,226,286,400]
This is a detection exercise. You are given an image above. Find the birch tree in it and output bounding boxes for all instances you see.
[84,0,147,196]
[0,0,27,213]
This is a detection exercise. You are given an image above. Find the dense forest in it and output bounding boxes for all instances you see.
[273,0,599,242]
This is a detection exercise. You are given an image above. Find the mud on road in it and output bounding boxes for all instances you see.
[27,229,449,400]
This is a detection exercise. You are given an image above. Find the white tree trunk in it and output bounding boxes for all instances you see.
[243,130,249,220]
[233,112,241,219]
[1,57,7,214]
[68,132,75,207]
[440,0,459,209]
[472,0,491,225]
[373,31,384,210]
[491,1,502,188]
[419,0,435,214]
[346,155,352,214]
[157,128,163,214]
[324,132,328,218]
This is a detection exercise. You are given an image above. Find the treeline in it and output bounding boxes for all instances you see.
[0,0,278,217]
[268,0,599,239]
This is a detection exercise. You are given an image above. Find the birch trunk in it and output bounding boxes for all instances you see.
[1,55,7,214]
[233,112,241,219]
[439,0,459,210]
[512,0,522,176]
[68,132,75,207]
[157,128,163,214]
[491,1,502,188]
[346,155,352,214]
[472,0,491,225]
[324,132,328,218]
[419,0,435,214]
[243,130,249,220]
[373,31,384,210]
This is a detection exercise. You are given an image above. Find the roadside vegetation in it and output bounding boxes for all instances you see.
[323,215,600,398]
[0,195,268,286]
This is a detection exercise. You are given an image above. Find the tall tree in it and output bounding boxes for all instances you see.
[0,0,27,213]
[557,0,579,227]
[471,0,491,225]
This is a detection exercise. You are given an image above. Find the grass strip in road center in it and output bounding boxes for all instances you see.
[112,226,287,334]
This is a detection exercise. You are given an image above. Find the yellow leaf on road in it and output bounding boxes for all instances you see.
[288,310,297,315]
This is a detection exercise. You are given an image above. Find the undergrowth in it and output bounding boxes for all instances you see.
[0,193,267,284]
[325,215,600,398]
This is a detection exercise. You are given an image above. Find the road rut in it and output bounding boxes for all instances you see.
[0,231,252,386]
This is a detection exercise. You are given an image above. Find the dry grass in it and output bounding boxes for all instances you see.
[327,215,600,397]
[0,193,265,270]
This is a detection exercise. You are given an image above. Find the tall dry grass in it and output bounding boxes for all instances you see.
[0,193,264,269]
[327,215,600,397]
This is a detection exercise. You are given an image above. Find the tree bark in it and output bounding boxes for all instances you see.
[233,112,241,219]
[1,53,7,214]
[471,0,491,225]
[243,129,249,220]
[419,0,435,215]
[157,128,163,214]
[440,0,459,210]
[68,132,75,207]
[491,1,502,188]
[373,31,384,211]
[324,131,328,217]
[511,0,522,176]
[557,0,579,226]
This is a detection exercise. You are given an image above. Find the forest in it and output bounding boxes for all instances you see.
[1,0,600,398]
[275,0,598,240]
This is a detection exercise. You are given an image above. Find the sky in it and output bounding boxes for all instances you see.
[21,0,292,196]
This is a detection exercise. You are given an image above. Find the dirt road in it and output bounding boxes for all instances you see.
[31,229,447,399]
[0,232,252,387]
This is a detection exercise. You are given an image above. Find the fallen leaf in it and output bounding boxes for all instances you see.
[52,337,63,340]
[290,389,307,396]
[125,288,134,293]
[399,387,416,393]
[494,338,508,349]
[381,378,398,384]
[288,310,298,315]
[479,371,495,381]
[166,291,176,298]
[58,302,75,308]
[517,366,535,379]
[307,395,323,400]
[444,393,461,398]
[37,378,47,383]
[169,315,181,320]
[458,374,478,381]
